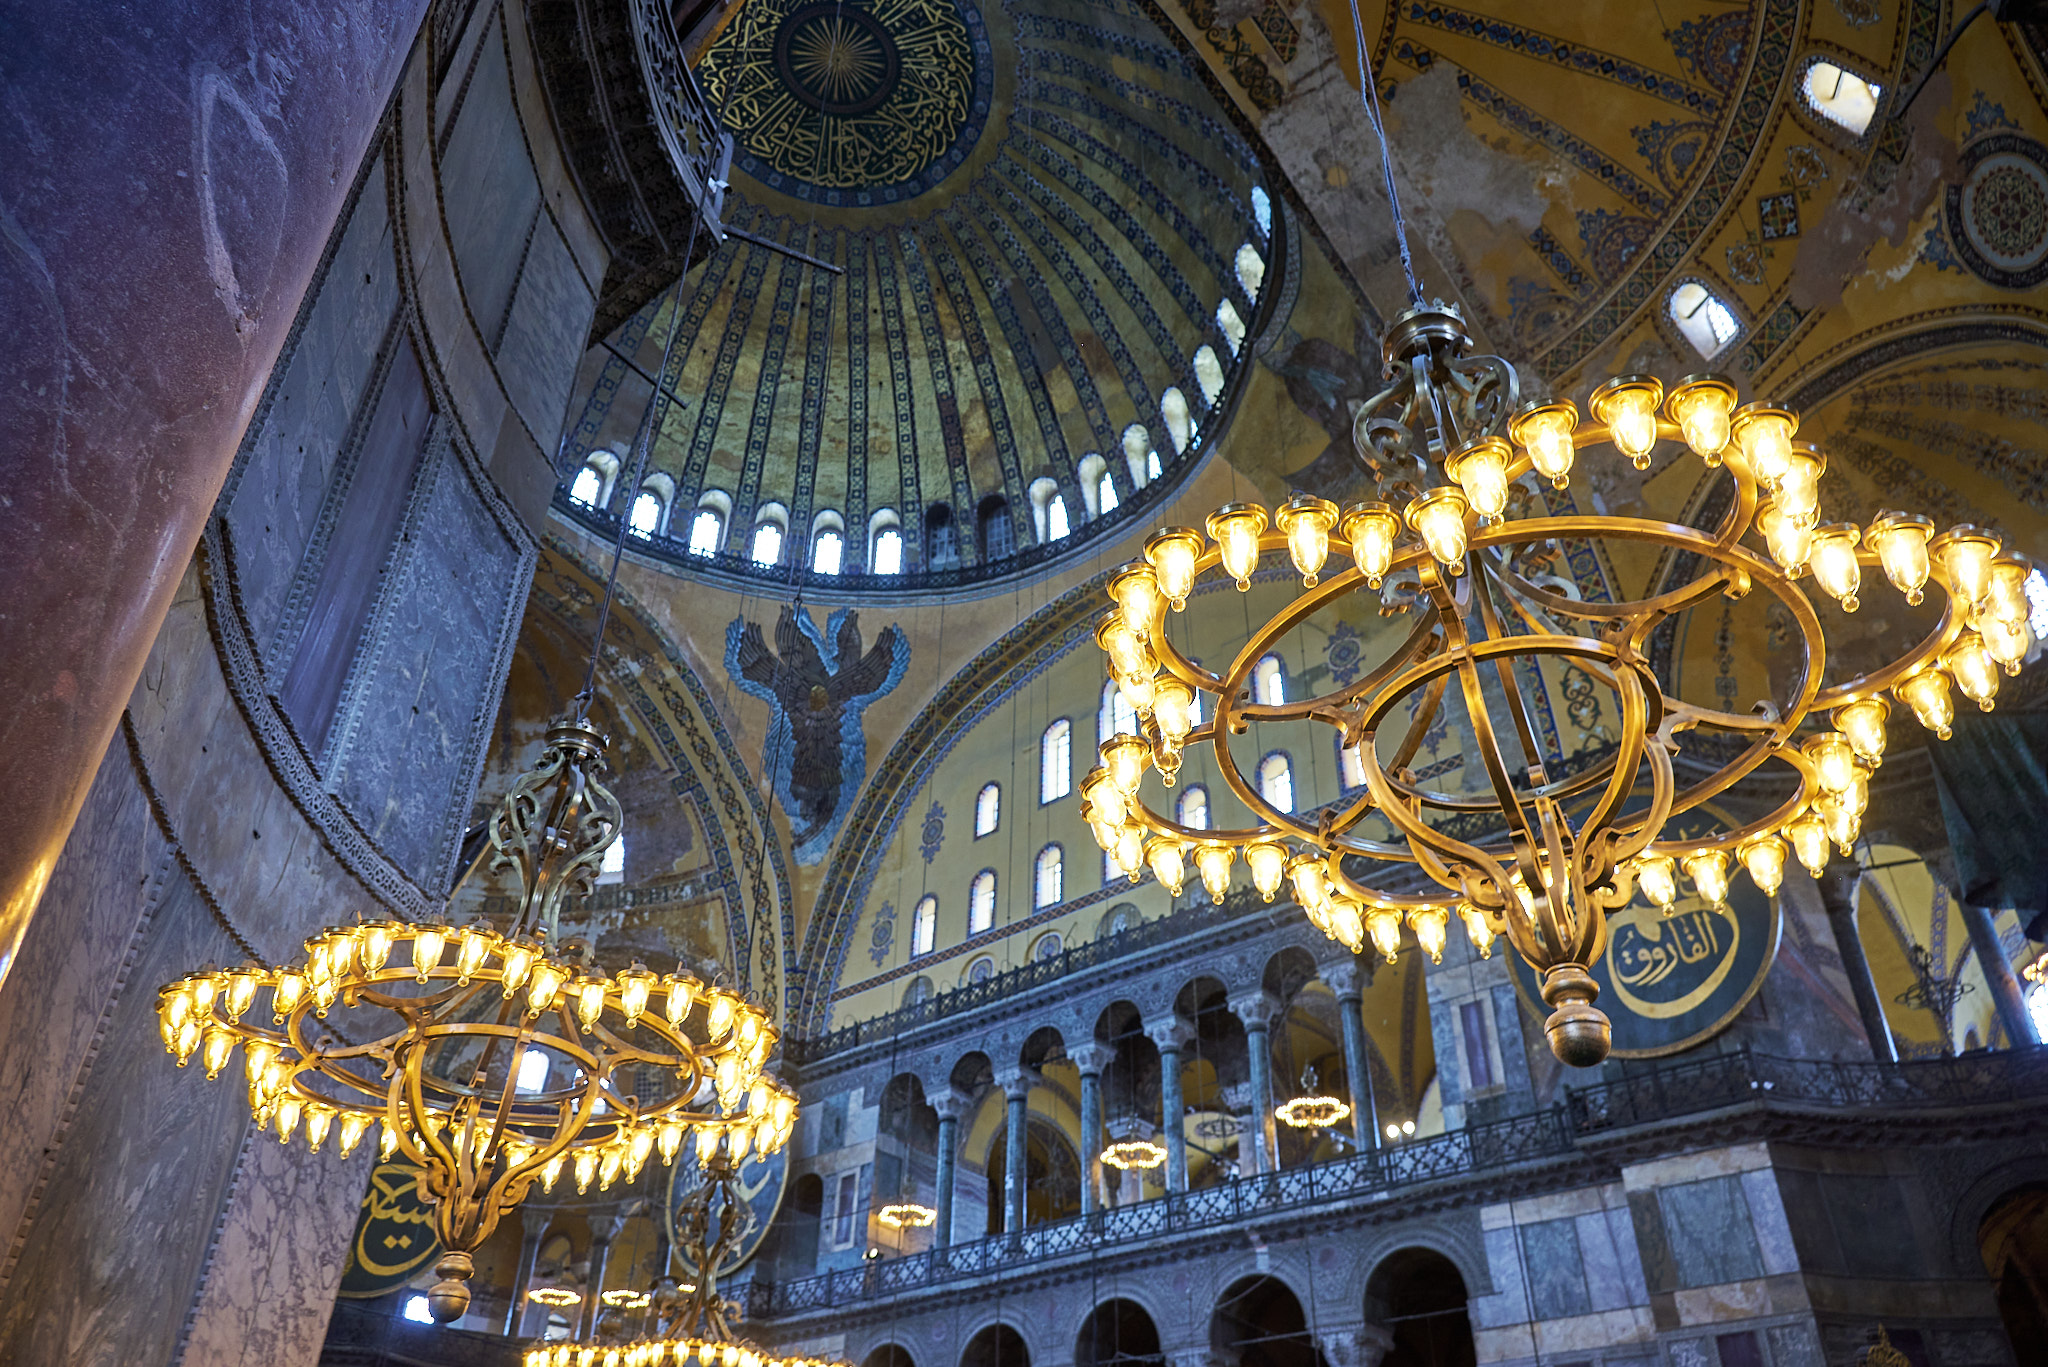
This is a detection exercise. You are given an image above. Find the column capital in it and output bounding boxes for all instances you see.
[1320,955,1371,1000]
[1144,1016,1194,1052]
[522,1203,557,1237]
[591,1203,634,1244]
[930,1088,973,1123]
[1229,989,1281,1030]
[1318,1324,1394,1367]
[994,1066,1035,1100]
[1068,1041,1116,1076]
[1817,864,1862,917]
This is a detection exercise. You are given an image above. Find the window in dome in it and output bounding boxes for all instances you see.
[926,503,959,568]
[812,528,843,574]
[1803,60,1881,136]
[1034,844,1063,909]
[629,490,663,537]
[569,465,603,506]
[687,508,723,556]
[751,521,783,566]
[1236,243,1266,302]
[1339,739,1368,789]
[978,494,1015,558]
[871,511,904,574]
[2026,568,2048,639]
[1179,785,1209,830]
[1030,478,1070,542]
[1162,388,1192,454]
[970,871,997,933]
[1194,346,1225,406]
[1098,469,1119,514]
[1077,453,1111,518]
[975,782,1000,836]
[1041,718,1072,802]
[516,1047,549,1093]
[1099,678,1138,744]
[1121,424,1154,489]
[1258,752,1294,813]
[1148,450,1161,479]
[597,836,625,885]
[1669,281,1741,359]
[912,895,936,957]
[1216,299,1246,356]
[1254,654,1286,705]
[1251,185,1272,237]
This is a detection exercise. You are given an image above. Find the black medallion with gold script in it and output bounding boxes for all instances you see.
[337,1162,443,1298]
[666,1144,788,1274]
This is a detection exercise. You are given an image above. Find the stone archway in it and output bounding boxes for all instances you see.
[1365,1247,1474,1367]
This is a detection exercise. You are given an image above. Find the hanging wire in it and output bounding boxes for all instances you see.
[1343,0,1425,309]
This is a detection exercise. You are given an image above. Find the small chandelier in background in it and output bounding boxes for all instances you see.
[1100,1139,1167,1171]
[1274,1067,1351,1130]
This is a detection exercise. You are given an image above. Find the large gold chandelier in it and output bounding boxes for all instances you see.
[1085,305,2030,1067]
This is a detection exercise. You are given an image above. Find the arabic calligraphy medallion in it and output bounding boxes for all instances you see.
[338,1163,443,1298]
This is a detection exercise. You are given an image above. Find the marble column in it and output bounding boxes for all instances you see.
[1324,959,1381,1151]
[1070,1042,1115,1215]
[1961,901,2041,1047]
[580,1208,630,1340]
[1819,868,1897,1063]
[1318,1323,1395,1367]
[1231,990,1280,1175]
[0,0,430,989]
[931,1089,968,1249]
[507,1206,555,1336]
[1146,1017,1193,1193]
[996,1068,1032,1233]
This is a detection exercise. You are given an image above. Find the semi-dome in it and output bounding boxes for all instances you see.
[555,0,1287,593]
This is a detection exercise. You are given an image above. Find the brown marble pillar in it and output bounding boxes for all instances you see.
[0,0,430,988]
[1819,868,1898,1063]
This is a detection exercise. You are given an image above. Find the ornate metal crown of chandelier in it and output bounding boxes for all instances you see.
[1085,302,2032,1068]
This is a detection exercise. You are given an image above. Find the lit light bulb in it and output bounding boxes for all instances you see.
[1511,401,1578,488]
[1834,697,1889,768]
[1340,501,1400,587]
[1365,907,1403,963]
[1667,376,1735,464]
[1194,845,1234,903]
[1866,512,1934,605]
[1983,616,2031,675]
[1246,842,1288,902]
[1776,444,1825,526]
[1117,669,1156,718]
[1405,488,1470,572]
[273,971,306,1020]
[1932,526,2001,609]
[1114,824,1145,881]
[1276,494,1339,585]
[455,922,494,984]
[1818,791,1860,853]
[1591,376,1664,469]
[528,959,567,1016]
[1144,527,1204,610]
[628,1127,655,1179]
[574,1148,599,1194]
[1458,903,1495,957]
[1089,816,1119,853]
[1152,679,1194,750]
[1682,850,1731,907]
[1082,768,1127,828]
[225,964,261,1021]
[1756,499,1813,574]
[381,1120,403,1162]
[1206,503,1270,590]
[1987,559,2031,629]
[274,1095,305,1144]
[1738,836,1787,895]
[707,994,737,1040]
[1146,838,1186,896]
[1408,905,1449,964]
[1946,632,2001,711]
[358,921,399,974]
[1731,403,1796,485]
[1110,563,1164,639]
[1445,437,1511,522]
[1809,524,1861,610]
[338,1112,370,1160]
[413,924,448,981]
[1286,853,1328,913]
[243,1038,280,1089]
[542,1152,566,1193]
[1636,854,1678,909]
[1889,674,1950,751]
[575,975,606,1031]
[1326,898,1364,954]
[1784,812,1830,876]
[500,938,537,999]
[665,974,697,1027]
[201,1026,235,1080]
[1803,732,1858,793]
[618,964,656,1027]
[305,1104,335,1154]
[1096,613,1156,682]
[1102,733,1151,795]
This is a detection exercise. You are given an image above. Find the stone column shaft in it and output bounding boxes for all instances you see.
[1159,1043,1187,1192]
[1243,1022,1274,1174]
[1078,1069,1103,1214]
[1961,902,2040,1046]
[1820,870,1897,1063]
[506,1218,548,1336]
[998,1072,1031,1232]
[579,1238,613,1341]
[934,1114,960,1248]
[1335,989,1379,1150]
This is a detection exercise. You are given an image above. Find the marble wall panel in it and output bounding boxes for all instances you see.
[1820,1175,1919,1280]
[1524,1217,1592,1320]
[439,18,542,339]
[224,160,401,660]
[1657,1177,1765,1290]
[1576,1209,1632,1313]
[1471,1221,1530,1330]
[496,216,595,449]
[1765,1321,1824,1367]
[0,865,249,1365]
[1738,1171,1799,1278]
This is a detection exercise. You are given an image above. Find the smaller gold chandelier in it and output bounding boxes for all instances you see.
[877,1202,937,1228]
[1100,1140,1167,1170]
[603,1289,656,1309]
[530,1287,583,1308]
[1274,1095,1352,1129]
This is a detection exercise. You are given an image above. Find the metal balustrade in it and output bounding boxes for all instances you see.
[745,1046,2048,1317]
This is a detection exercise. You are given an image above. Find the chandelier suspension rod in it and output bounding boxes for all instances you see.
[1343,0,1424,309]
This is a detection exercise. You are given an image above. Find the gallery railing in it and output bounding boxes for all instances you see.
[745,1045,2048,1316]
[629,0,731,226]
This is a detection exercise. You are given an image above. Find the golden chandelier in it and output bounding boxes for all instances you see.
[1086,302,2032,1067]
[156,713,796,1320]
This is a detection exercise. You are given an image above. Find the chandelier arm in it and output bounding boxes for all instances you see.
[1806,577,1966,709]
[1471,556,1550,783]
[1451,646,1546,888]
[1356,729,1517,895]
[1379,667,1451,778]
[1570,658,1664,865]
[1468,518,1772,619]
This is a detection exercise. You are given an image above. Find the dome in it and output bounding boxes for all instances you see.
[555,0,1284,592]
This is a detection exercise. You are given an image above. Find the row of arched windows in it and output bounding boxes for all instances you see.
[567,469,918,575]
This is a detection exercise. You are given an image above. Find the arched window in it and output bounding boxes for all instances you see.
[911,896,937,957]
[872,516,904,575]
[1669,281,1741,359]
[1258,753,1294,813]
[516,1047,549,1093]
[569,465,603,506]
[687,507,723,556]
[1030,478,1070,542]
[1034,844,1063,908]
[1179,785,1209,830]
[812,527,843,574]
[1193,345,1225,406]
[1121,424,1154,489]
[1253,654,1286,706]
[978,494,1015,559]
[1161,388,1192,455]
[1339,739,1368,789]
[975,782,1001,837]
[1077,453,1112,518]
[1235,243,1266,301]
[1216,299,1246,356]
[1251,185,1272,237]
[969,871,997,934]
[2026,567,2048,639]
[1097,468,1119,514]
[629,489,664,536]
[751,520,783,565]
[1803,60,1881,136]
[1099,678,1138,744]
[1041,718,1072,802]
[926,504,959,568]
[597,836,625,885]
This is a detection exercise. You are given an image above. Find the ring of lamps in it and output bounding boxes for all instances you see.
[1100,1140,1168,1170]
[1274,1095,1353,1129]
